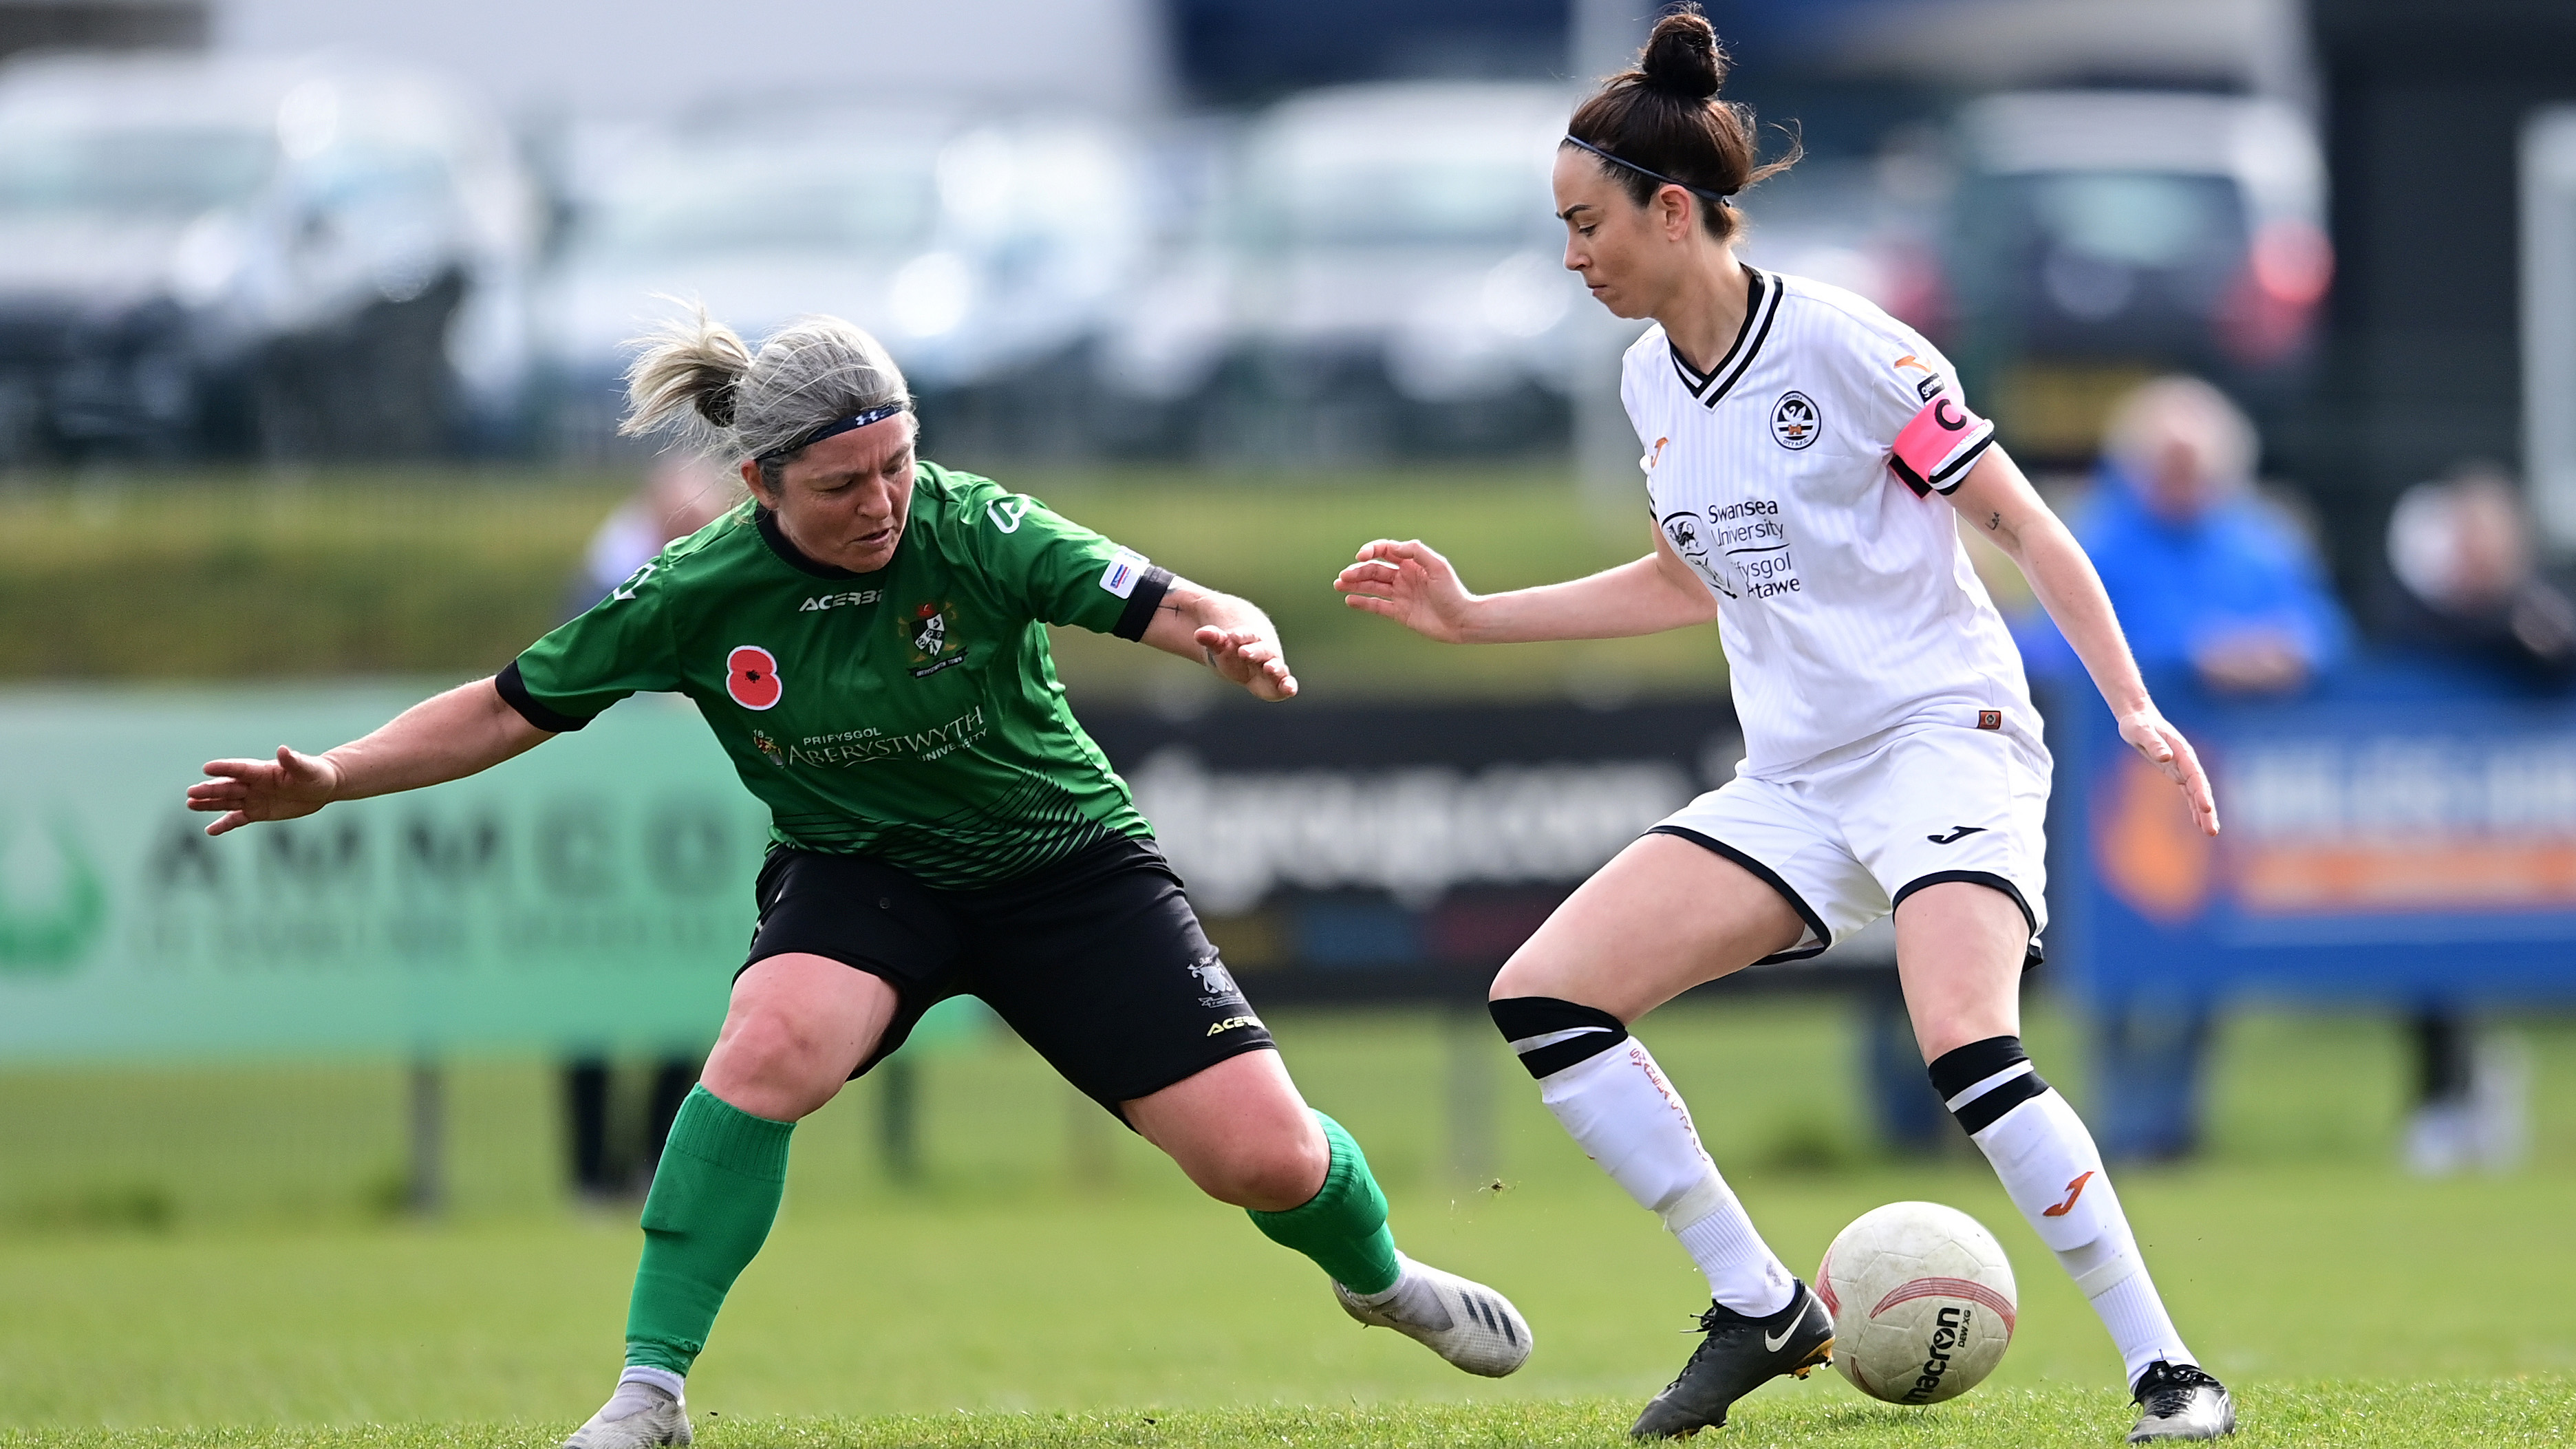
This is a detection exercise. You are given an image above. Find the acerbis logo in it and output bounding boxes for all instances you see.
[610,561,655,602]
[1771,391,1821,450]
[726,645,782,710]
[986,497,1030,533]
[799,590,881,612]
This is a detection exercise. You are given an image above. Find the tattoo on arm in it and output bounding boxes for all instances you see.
[1987,511,2003,532]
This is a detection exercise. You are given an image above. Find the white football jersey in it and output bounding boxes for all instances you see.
[1624,266,2037,778]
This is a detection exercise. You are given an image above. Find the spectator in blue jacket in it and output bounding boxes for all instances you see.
[2014,376,2348,695]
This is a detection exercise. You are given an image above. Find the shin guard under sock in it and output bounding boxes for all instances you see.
[1931,1036,2195,1382]
[623,1084,794,1375]
[1493,996,1793,1315]
[1247,1111,1402,1295]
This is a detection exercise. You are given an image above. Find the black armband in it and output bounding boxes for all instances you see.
[1113,566,1175,642]
[494,660,595,733]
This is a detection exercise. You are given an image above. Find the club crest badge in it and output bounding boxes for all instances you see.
[1771,391,1821,450]
[726,645,782,710]
[907,601,967,678]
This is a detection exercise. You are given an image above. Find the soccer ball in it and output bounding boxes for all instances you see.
[1814,1201,2016,1406]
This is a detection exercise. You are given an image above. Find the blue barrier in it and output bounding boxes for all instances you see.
[2052,659,2576,1155]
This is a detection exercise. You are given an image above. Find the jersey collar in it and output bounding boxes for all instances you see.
[1668,265,1780,409]
[755,505,879,579]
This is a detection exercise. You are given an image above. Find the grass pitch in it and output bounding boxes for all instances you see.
[2,1002,2572,1443]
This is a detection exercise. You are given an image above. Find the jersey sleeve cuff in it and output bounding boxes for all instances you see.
[1113,566,1174,641]
[495,659,596,733]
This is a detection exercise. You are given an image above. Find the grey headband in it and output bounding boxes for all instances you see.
[1563,134,1735,208]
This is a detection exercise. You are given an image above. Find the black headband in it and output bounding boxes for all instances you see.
[1563,135,1735,208]
[753,400,908,463]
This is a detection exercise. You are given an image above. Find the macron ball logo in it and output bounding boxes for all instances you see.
[727,645,782,710]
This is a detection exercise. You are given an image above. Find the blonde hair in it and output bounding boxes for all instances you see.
[2103,375,2257,489]
[621,303,910,484]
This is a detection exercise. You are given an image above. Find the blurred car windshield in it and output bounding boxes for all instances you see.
[575,149,938,259]
[2015,171,2242,270]
[0,125,275,215]
[1255,148,1545,248]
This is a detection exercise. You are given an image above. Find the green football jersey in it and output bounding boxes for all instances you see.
[499,462,1174,888]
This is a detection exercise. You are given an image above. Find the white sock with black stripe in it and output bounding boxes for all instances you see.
[1931,1035,2196,1385]
[1492,997,1794,1316]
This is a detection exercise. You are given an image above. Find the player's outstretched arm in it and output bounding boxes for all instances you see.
[1946,449,2220,837]
[1333,533,1716,644]
[186,678,552,836]
[1141,578,1298,701]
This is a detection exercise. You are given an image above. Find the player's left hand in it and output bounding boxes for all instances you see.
[2119,707,2219,836]
[1196,625,1298,702]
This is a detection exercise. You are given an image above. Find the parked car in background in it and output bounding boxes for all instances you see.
[1943,89,2330,465]
[533,109,1148,462]
[0,52,539,462]
[1097,82,1587,462]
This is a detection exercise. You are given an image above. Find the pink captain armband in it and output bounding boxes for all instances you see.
[1888,393,1997,497]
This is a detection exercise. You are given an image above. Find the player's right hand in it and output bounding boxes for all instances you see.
[186,745,343,837]
[1335,539,1479,643]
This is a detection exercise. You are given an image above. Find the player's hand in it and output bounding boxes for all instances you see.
[1196,625,1298,702]
[186,745,343,837]
[2118,708,2219,837]
[1335,539,1479,643]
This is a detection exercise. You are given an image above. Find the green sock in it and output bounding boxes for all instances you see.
[623,1084,795,1374]
[1246,1111,1402,1295]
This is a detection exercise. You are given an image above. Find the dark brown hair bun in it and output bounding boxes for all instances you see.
[1563,1,1796,242]
[1639,10,1725,100]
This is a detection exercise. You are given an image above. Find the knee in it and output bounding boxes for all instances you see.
[1192,1121,1329,1212]
[704,1007,841,1119]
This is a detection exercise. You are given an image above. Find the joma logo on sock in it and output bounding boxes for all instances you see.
[1902,1305,1971,1402]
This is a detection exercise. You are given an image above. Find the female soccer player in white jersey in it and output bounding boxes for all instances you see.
[1337,10,2233,1443]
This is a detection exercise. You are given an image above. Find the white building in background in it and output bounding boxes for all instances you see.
[211,0,1172,121]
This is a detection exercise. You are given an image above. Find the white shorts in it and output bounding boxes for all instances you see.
[1650,724,2051,965]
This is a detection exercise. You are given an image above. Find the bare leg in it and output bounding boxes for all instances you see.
[700,952,897,1120]
[1124,1049,1327,1211]
[1491,833,1803,1016]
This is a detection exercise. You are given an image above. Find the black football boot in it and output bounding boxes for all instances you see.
[1629,1279,1835,1439]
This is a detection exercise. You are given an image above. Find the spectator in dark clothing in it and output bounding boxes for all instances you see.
[563,457,731,1201]
[2381,462,2576,688]
[2012,375,2348,696]
[2379,462,2557,1176]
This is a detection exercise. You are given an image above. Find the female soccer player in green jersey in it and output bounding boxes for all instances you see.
[187,309,1532,1447]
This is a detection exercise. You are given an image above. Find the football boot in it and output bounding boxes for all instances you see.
[2127,1361,2236,1441]
[1333,1252,1532,1376]
[1629,1279,1834,1439]
[563,1382,692,1449]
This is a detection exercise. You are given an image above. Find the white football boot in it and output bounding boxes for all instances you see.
[2127,1361,2236,1441]
[563,1381,692,1449]
[1333,1252,1532,1377]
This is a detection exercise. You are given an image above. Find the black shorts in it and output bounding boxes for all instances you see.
[742,836,1274,1118]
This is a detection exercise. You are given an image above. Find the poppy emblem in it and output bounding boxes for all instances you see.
[727,645,782,710]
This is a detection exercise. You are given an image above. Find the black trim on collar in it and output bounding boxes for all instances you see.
[755,505,876,580]
[1668,266,1778,407]
[495,659,594,733]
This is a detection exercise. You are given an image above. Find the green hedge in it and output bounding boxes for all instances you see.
[0,465,1732,698]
